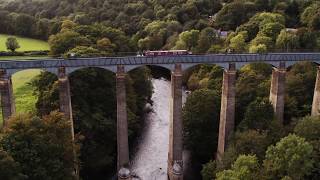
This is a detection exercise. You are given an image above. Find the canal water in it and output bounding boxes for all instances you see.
[131,78,189,180]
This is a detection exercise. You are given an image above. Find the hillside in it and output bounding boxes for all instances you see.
[0,0,319,54]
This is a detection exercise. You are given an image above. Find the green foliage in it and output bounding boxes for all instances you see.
[174,29,200,50]
[249,44,267,53]
[186,64,223,92]
[217,155,260,180]
[31,72,59,116]
[285,62,317,120]
[5,37,20,52]
[294,116,320,179]
[236,63,272,126]
[226,130,269,162]
[201,160,217,180]
[49,30,86,55]
[236,12,285,41]
[259,22,285,41]
[250,34,273,49]
[14,14,35,36]
[0,149,26,180]
[0,112,76,180]
[229,33,247,52]
[31,67,152,179]
[65,46,101,58]
[96,38,116,54]
[294,116,320,142]
[263,134,314,179]
[183,89,220,163]
[296,28,318,50]
[276,29,300,51]
[239,98,274,131]
[214,1,258,30]
[301,2,320,30]
[196,27,217,53]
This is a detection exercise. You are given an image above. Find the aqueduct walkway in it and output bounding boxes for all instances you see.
[1,53,320,180]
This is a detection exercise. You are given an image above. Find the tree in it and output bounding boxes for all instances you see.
[66,46,101,58]
[285,62,317,120]
[249,44,267,53]
[61,20,77,32]
[0,149,26,180]
[250,35,273,49]
[0,112,76,180]
[216,155,260,180]
[238,98,274,131]
[174,30,200,51]
[96,38,116,54]
[234,62,274,130]
[14,14,35,36]
[214,1,257,30]
[294,116,320,179]
[48,30,90,55]
[196,27,217,53]
[201,160,217,180]
[225,130,269,162]
[236,12,285,41]
[263,134,314,179]
[297,28,317,50]
[276,30,300,51]
[31,66,152,179]
[6,37,20,52]
[229,33,247,52]
[259,22,285,41]
[183,89,220,163]
[301,3,320,30]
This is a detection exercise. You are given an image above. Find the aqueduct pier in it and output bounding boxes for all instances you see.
[1,53,320,180]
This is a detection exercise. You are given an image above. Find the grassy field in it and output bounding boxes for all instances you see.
[0,34,50,128]
[0,34,50,51]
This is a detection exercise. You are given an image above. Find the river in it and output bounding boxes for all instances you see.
[131,78,189,180]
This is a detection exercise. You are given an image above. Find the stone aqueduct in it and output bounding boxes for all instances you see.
[1,53,320,180]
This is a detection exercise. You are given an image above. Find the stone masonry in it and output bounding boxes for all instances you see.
[168,64,183,180]
[217,63,236,161]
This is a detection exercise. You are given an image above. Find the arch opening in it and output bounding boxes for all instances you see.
[127,65,172,80]
[10,69,58,118]
[284,61,318,123]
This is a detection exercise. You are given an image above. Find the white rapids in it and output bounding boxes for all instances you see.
[131,78,189,180]
[131,78,171,180]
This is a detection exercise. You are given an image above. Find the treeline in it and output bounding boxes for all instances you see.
[1,0,320,53]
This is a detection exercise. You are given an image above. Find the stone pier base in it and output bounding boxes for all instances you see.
[217,63,236,160]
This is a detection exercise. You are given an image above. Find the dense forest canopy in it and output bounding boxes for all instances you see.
[0,0,320,180]
[1,0,320,55]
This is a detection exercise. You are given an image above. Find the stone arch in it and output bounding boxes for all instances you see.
[126,64,173,81]
[125,64,174,73]
[236,61,285,70]
[8,68,58,77]
[65,66,117,75]
[182,62,229,73]
[285,60,320,70]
